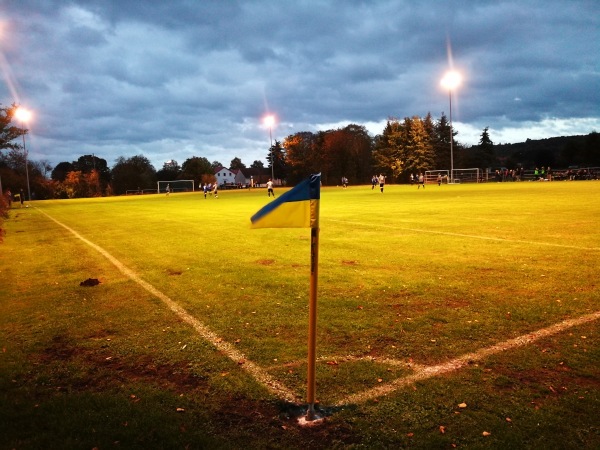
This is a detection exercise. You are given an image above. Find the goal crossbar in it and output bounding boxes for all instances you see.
[157,180,195,193]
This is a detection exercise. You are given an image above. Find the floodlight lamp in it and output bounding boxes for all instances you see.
[15,107,32,123]
[441,71,462,90]
[263,115,275,127]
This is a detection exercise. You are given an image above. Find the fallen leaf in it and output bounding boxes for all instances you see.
[458,402,467,408]
[506,417,512,423]
[176,408,185,412]
[377,378,383,383]
[326,361,338,366]
[439,425,446,434]
[482,431,491,437]
[407,433,414,437]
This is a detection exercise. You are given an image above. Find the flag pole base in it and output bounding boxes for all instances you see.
[297,403,325,426]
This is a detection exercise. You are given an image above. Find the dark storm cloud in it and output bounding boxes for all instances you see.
[1,0,598,169]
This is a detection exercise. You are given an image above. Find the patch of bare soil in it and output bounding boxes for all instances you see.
[28,335,362,447]
[256,259,275,265]
[166,268,183,275]
[486,343,600,404]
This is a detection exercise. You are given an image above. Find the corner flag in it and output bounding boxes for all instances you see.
[250,173,322,420]
[250,174,320,229]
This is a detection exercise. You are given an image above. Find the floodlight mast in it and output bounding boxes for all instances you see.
[264,115,276,181]
[440,71,462,184]
[15,107,32,202]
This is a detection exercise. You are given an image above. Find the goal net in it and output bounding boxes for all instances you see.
[157,180,195,194]
[452,168,480,183]
[424,170,449,184]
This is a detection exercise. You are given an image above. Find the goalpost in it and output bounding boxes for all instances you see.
[452,168,481,183]
[424,170,449,184]
[157,180,195,194]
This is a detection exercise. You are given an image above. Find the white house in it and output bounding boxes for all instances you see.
[214,166,236,185]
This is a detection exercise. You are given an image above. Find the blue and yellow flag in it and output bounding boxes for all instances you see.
[251,173,321,228]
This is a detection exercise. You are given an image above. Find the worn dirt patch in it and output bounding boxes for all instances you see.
[166,268,183,275]
[257,259,275,265]
[27,334,361,446]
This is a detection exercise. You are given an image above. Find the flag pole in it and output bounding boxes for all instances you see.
[306,225,320,420]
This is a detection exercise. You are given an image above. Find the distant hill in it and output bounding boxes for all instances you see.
[462,132,599,169]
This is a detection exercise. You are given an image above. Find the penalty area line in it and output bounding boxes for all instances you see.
[335,310,600,406]
[37,208,297,403]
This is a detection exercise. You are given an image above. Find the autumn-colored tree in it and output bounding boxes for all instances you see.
[63,171,86,199]
[283,132,321,184]
[403,116,435,175]
[85,170,102,197]
[0,104,26,153]
[372,119,405,181]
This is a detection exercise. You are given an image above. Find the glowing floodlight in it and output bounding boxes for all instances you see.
[440,71,462,183]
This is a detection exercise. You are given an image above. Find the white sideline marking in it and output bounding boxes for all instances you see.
[38,209,297,403]
[335,311,600,406]
[329,219,600,251]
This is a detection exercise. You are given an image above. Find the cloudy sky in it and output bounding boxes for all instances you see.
[1,0,599,171]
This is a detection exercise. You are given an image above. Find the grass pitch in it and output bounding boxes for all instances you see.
[1,181,599,449]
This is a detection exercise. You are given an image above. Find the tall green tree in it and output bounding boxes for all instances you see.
[432,113,452,170]
[230,157,246,170]
[342,124,373,184]
[267,140,286,181]
[156,159,181,181]
[583,131,600,165]
[111,155,157,195]
[478,127,495,167]
[180,156,213,186]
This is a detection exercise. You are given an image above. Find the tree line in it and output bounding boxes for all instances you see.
[1,102,599,201]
